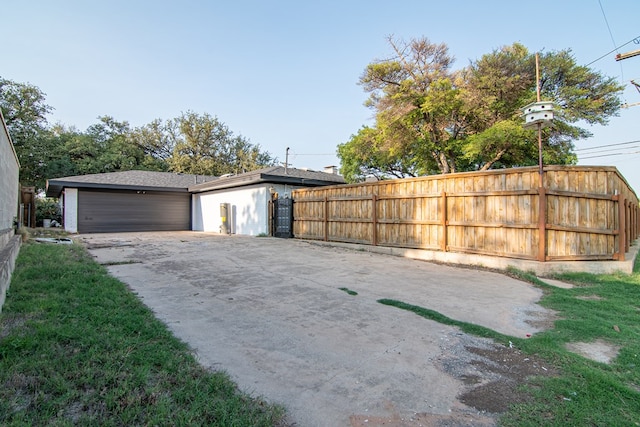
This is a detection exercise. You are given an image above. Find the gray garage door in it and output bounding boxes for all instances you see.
[78,189,191,233]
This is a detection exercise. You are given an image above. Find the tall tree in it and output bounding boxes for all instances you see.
[0,77,57,190]
[356,37,462,175]
[338,39,624,182]
[135,112,276,176]
[460,44,622,170]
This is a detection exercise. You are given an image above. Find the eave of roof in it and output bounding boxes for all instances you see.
[188,168,345,193]
[45,170,216,198]
[46,181,190,198]
[45,168,344,198]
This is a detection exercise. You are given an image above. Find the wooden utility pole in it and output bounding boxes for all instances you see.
[521,53,555,262]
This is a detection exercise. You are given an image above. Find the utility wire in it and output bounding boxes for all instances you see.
[599,0,618,52]
[598,0,625,81]
[585,36,640,67]
[574,139,640,151]
[580,150,640,160]
[577,145,640,155]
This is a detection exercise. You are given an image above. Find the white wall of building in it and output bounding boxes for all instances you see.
[192,183,294,235]
[63,188,78,233]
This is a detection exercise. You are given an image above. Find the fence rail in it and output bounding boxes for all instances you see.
[293,166,640,262]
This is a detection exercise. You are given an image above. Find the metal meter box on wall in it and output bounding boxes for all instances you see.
[220,203,231,234]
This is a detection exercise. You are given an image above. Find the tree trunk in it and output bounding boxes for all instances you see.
[479,148,507,171]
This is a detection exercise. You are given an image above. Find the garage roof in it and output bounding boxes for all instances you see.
[188,166,346,193]
[46,170,217,198]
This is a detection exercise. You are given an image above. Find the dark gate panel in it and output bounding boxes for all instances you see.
[78,189,190,233]
[273,197,293,238]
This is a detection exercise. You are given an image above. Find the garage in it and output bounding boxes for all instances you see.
[46,168,343,234]
[77,189,191,233]
[46,170,216,233]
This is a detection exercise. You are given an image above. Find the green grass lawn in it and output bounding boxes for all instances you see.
[0,242,286,426]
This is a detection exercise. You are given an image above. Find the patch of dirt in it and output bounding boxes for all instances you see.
[539,278,575,289]
[575,295,604,301]
[439,332,558,423]
[0,314,30,339]
[458,345,557,414]
[524,307,561,332]
[565,339,620,364]
[351,332,558,426]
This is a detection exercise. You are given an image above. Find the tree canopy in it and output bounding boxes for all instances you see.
[1,77,56,190]
[337,37,624,182]
[0,77,275,192]
[133,112,275,176]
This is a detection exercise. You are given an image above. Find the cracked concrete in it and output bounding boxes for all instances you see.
[78,231,555,426]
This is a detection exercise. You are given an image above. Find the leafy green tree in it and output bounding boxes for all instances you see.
[130,118,177,162]
[460,44,620,170]
[55,117,165,176]
[0,77,52,142]
[339,38,624,181]
[0,77,57,190]
[355,37,462,177]
[338,126,434,182]
[136,111,276,176]
[3,77,274,186]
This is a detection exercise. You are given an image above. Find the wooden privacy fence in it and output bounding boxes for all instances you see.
[292,166,639,262]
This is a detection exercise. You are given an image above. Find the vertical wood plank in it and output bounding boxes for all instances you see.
[538,186,547,261]
[441,191,447,252]
[372,194,378,246]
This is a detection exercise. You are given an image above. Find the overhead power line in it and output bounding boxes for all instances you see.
[599,0,618,53]
[585,36,640,67]
[574,139,640,152]
[577,145,640,155]
[579,150,640,160]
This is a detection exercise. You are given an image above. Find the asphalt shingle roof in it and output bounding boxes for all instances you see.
[46,167,345,197]
[46,170,217,197]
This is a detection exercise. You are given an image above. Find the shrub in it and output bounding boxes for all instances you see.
[35,197,62,226]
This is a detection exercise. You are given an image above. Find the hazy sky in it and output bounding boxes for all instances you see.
[3,0,639,190]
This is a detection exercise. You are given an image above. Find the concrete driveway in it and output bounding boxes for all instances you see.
[79,232,554,427]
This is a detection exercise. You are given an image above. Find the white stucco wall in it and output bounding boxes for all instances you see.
[192,183,294,235]
[63,188,78,233]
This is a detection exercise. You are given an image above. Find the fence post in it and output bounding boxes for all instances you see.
[372,194,378,246]
[625,199,630,252]
[633,204,640,240]
[324,196,328,242]
[633,203,636,241]
[616,196,626,261]
[440,191,447,252]
[538,186,547,262]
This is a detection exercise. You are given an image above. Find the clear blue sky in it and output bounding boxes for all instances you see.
[3,0,639,190]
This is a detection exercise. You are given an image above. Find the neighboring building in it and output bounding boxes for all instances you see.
[46,171,216,233]
[0,109,21,312]
[190,166,345,235]
[45,166,345,235]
